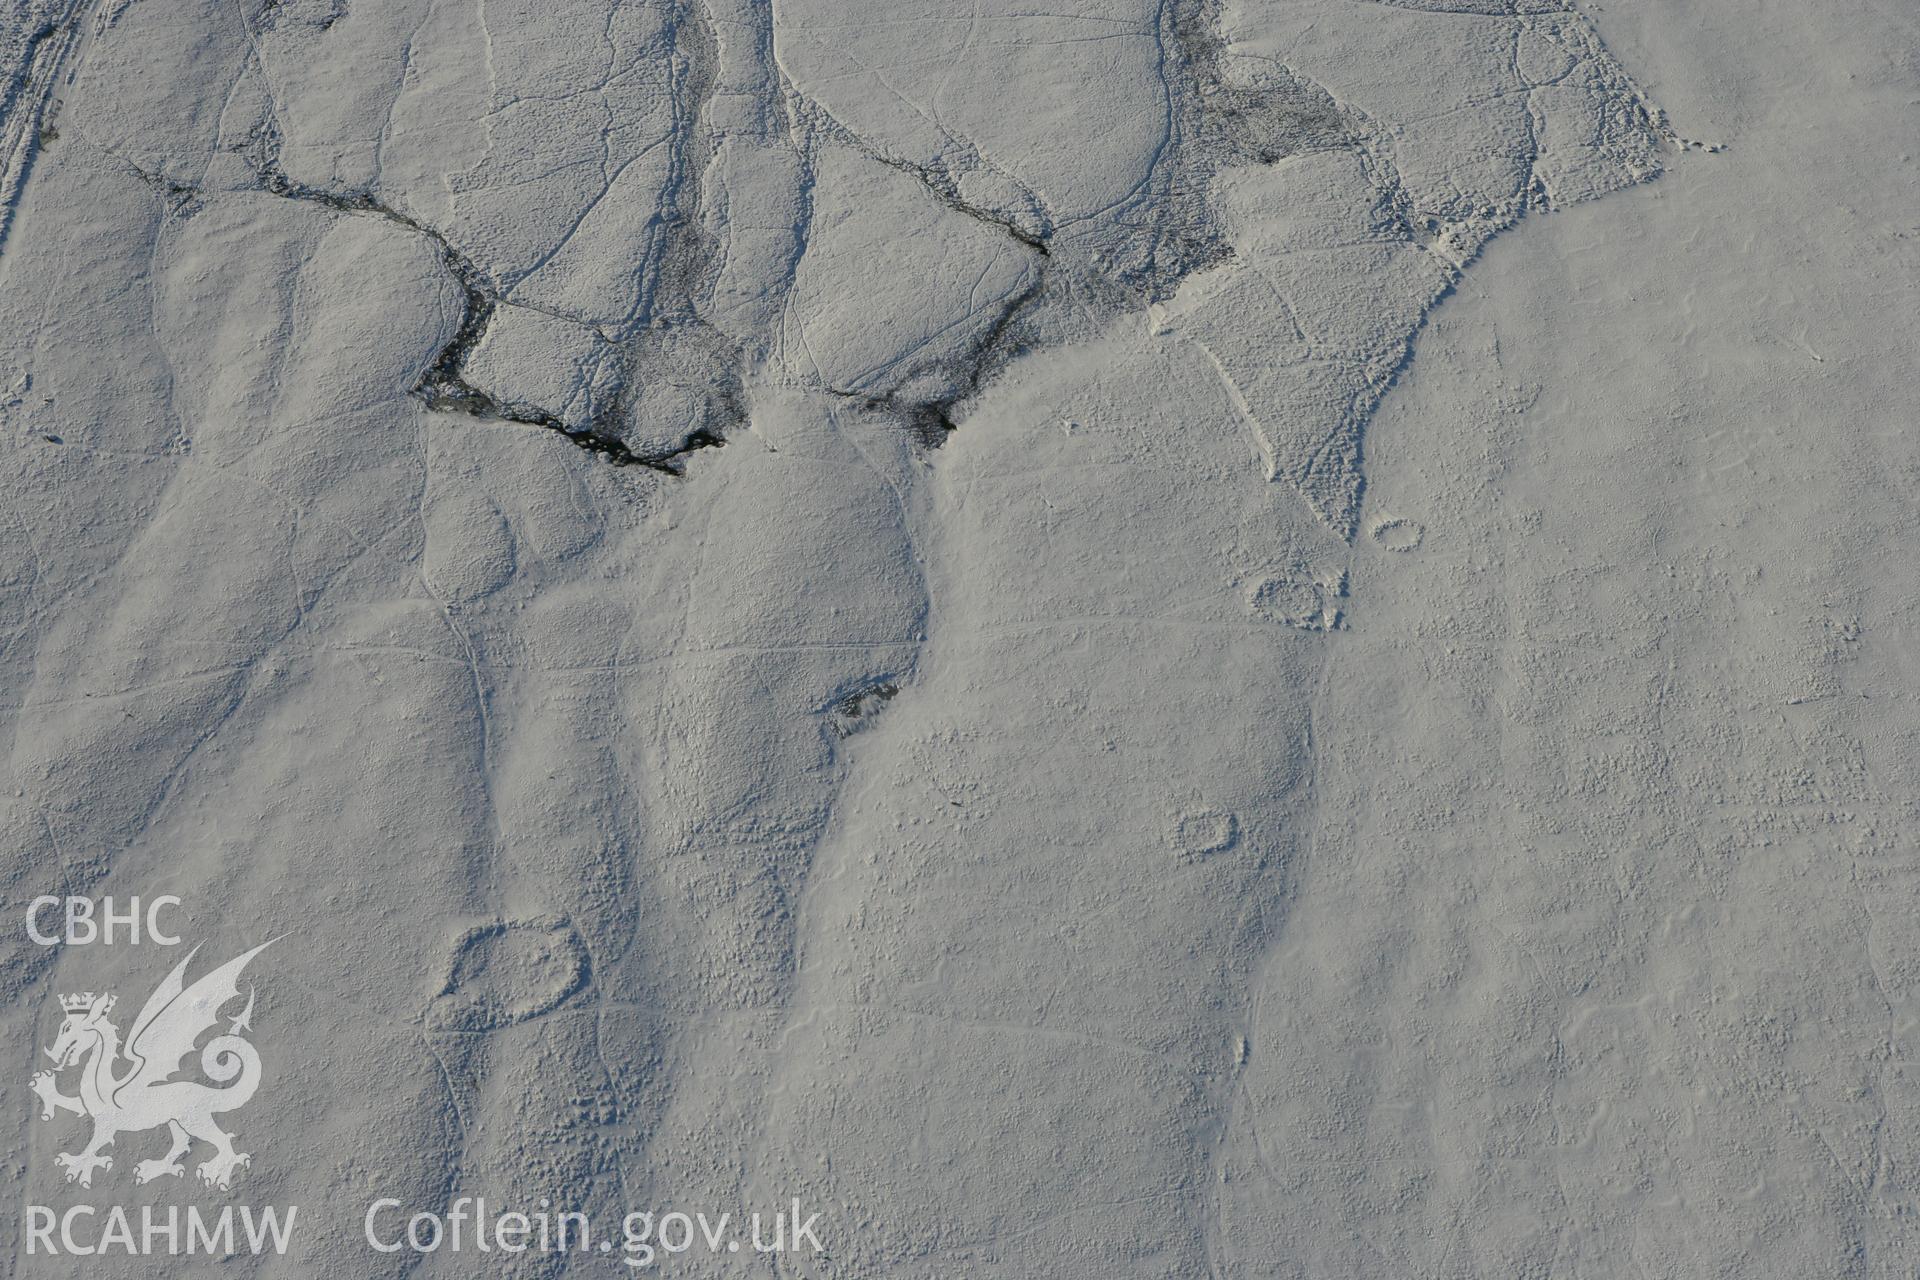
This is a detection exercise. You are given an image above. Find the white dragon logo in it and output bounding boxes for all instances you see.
[30,942,273,1190]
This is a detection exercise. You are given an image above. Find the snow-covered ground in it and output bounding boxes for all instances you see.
[1,0,1915,1274]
